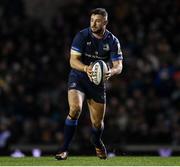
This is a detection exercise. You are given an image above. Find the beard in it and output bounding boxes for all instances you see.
[91,27,104,35]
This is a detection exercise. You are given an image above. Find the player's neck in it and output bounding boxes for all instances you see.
[92,30,106,39]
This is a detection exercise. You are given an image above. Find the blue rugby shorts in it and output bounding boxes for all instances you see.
[68,70,106,104]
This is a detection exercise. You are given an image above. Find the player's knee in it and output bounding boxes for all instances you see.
[70,104,81,113]
[69,104,81,119]
[92,120,103,129]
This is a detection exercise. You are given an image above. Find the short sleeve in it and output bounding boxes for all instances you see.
[71,32,85,54]
[110,37,123,61]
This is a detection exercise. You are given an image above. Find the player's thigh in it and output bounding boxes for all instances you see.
[68,89,85,119]
[86,85,106,104]
[87,99,106,127]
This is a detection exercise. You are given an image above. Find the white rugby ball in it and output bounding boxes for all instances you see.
[91,60,108,85]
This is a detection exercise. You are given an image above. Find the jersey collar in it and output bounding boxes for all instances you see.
[89,28,109,40]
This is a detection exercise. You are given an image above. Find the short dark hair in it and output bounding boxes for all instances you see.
[90,8,108,19]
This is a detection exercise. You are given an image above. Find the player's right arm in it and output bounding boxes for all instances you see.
[70,32,92,78]
[70,50,90,72]
[70,51,92,79]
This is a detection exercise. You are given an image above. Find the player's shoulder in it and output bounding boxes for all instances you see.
[78,27,90,38]
[105,30,119,42]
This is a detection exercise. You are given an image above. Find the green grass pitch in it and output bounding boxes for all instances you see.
[0,156,180,166]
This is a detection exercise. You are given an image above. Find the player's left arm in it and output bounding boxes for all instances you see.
[105,37,123,80]
[105,60,123,80]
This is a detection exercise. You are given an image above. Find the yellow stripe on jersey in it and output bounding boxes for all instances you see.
[117,43,122,55]
[71,49,82,56]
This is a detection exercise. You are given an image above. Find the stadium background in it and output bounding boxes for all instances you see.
[0,0,180,156]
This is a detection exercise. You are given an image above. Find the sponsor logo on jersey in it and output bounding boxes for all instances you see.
[84,53,108,59]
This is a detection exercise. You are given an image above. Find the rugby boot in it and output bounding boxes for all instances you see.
[95,143,107,159]
[55,151,68,160]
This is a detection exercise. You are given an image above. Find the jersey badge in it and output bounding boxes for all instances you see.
[103,44,110,51]
[87,41,91,46]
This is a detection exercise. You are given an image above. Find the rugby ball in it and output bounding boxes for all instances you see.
[91,60,108,85]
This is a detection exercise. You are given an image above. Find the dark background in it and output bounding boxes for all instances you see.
[0,0,180,156]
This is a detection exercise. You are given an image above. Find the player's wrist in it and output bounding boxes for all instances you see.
[110,68,115,77]
[83,65,88,73]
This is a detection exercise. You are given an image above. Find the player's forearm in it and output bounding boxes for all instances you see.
[110,60,123,76]
[111,64,123,76]
[70,57,87,72]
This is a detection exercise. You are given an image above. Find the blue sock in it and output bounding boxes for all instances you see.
[91,126,104,148]
[61,118,78,151]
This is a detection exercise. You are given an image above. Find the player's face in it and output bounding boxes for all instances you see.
[90,14,108,34]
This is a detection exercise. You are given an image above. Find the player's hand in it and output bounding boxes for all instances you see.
[105,69,112,80]
[84,65,93,82]
[87,65,93,81]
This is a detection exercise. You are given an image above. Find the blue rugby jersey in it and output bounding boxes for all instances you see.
[70,28,123,78]
[71,28,123,65]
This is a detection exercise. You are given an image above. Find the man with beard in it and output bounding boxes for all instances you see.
[55,8,123,160]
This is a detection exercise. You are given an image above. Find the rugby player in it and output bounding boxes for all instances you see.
[55,8,123,160]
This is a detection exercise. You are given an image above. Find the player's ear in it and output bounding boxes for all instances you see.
[104,20,108,26]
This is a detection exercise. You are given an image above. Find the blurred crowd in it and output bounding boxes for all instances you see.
[0,0,180,155]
